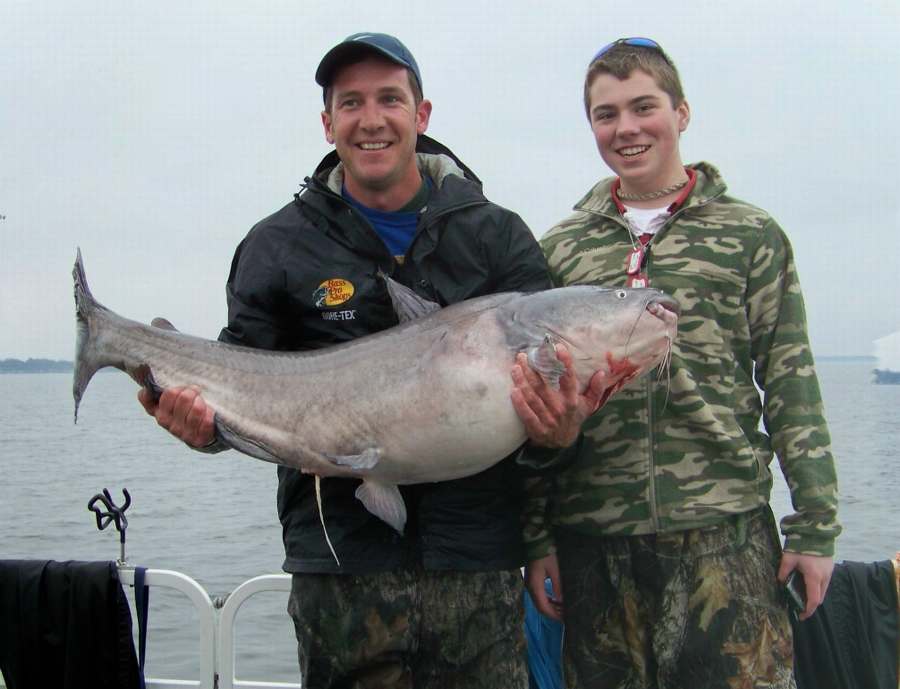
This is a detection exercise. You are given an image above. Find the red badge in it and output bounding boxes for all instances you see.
[625,246,644,275]
[627,274,649,288]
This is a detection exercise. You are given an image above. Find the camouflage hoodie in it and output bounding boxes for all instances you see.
[525,162,840,559]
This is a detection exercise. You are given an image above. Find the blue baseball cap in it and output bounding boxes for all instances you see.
[315,32,422,99]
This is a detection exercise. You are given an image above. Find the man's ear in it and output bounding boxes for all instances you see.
[321,110,335,145]
[416,99,433,135]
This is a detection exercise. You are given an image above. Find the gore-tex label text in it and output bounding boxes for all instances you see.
[322,310,357,321]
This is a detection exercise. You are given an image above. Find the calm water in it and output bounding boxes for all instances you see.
[2,361,898,681]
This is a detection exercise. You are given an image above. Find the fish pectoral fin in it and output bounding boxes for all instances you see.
[381,273,442,322]
[214,417,285,465]
[355,480,407,534]
[324,446,381,470]
[526,335,565,390]
[151,317,179,332]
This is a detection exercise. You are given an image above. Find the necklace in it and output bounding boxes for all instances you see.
[616,178,688,202]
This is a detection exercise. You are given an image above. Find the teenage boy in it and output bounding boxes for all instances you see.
[140,32,591,689]
[517,38,840,688]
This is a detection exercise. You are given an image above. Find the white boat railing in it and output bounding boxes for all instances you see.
[118,566,300,689]
[216,574,296,689]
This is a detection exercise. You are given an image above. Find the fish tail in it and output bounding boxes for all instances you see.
[72,248,107,423]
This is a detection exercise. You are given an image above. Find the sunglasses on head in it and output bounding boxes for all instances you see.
[592,37,672,65]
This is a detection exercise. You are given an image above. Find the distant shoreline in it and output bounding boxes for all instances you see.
[1,355,878,374]
[0,359,74,374]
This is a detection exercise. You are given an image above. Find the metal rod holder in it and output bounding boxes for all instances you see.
[87,487,132,565]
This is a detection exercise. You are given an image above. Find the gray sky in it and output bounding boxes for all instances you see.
[3,0,899,360]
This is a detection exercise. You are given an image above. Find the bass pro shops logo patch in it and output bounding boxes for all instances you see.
[313,279,355,307]
[313,278,357,321]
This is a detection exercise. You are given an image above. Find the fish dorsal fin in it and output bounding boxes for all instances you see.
[381,273,442,323]
[151,317,179,331]
[355,480,407,534]
[527,335,565,390]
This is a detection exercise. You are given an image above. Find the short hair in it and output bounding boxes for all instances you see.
[583,43,685,119]
[324,61,423,113]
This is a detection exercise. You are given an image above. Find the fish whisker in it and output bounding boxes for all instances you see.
[622,308,643,359]
[656,335,673,411]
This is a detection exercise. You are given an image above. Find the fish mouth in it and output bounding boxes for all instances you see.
[644,294,680,342]
[647,294,680,319]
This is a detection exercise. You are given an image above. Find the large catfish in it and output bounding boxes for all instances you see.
[73,250,678,546]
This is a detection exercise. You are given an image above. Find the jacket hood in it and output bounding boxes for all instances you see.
[310,133,483,194]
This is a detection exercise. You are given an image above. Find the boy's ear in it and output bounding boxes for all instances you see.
[677,100,691,133]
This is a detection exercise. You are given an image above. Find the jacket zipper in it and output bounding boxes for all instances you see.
[643,231,660,531]
[302,179,394,259]
[639,197,720,531]
[646,371,659,530]
[583,192,722,532]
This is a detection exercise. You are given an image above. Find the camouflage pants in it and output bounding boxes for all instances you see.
[287,567,527,689]
[557,506,796,689]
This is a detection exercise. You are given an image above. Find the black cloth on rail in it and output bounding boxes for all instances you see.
[793,559,899,689]
[0,559,141,689]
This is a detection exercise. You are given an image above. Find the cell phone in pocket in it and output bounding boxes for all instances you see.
[784,570,807,617]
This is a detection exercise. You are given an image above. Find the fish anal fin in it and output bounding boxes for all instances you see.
[526,335,565,390]
[355,480,407,534]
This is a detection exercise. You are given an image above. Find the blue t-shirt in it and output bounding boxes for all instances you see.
[343,178,432,259]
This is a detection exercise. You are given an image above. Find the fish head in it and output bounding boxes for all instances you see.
[508,285,679,393]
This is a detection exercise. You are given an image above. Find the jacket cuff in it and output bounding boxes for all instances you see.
[191,436,229,454]
[782,533,836,558]
[524,538,557,562]
[515,434,582,474]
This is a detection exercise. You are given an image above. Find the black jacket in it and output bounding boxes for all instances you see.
[793,560,898,689]
[0,560,141,689]
[218,135,552,573]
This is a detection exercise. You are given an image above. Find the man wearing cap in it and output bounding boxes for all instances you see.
[139,32,598,688]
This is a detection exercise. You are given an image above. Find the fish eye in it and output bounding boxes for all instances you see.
[615,290,627,299]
